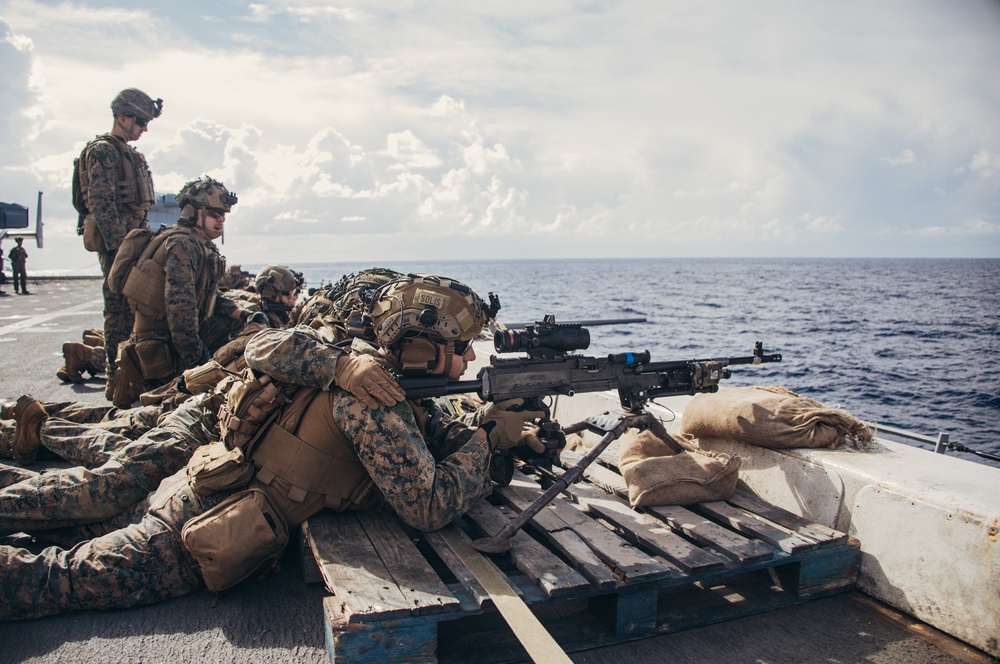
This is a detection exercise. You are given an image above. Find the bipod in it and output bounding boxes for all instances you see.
[473,409,663,554]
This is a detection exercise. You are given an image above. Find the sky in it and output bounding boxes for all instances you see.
[1,0,998,273]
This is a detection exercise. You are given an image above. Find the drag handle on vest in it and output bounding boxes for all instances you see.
[472,411,652,554]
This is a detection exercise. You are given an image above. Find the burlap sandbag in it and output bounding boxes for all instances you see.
[681,386,874,450]
[618,429,740,507]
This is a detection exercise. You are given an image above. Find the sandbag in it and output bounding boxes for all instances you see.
[681,386,873,449]
[618,429,740,507]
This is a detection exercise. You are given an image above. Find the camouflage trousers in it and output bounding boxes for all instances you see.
[0,470,233,621]
[0,402,166,466]
[0,395,218,537]
[99,249,134,373]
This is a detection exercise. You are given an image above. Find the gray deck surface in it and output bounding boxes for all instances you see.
[0,277,989,664]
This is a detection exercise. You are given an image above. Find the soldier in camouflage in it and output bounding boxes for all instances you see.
[77,89,162,398]
[199,264,300,352]
[120,176,253,396]
[0,275,539,620]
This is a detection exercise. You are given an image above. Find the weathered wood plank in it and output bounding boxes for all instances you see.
[690,500,820,554]
[355,510,459,616]
[728,486,848,546]
[423,529,496,610]
[325,596,437,663]
[304,512,413,622]
[567,480,726,574]
[498,473,669,587]
[464,499,591,598]
[644,504,775,563]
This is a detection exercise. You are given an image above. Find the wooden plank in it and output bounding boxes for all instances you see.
[423,529,496,610]
[464,500,591,598]
[728,487,848,546]
[690,500,821,554]
[497,473,669,587]
[567,480,726,574]
[305,512,413,622]
[355,511,459,616]
[644,504,775,563]
[325,596,437,663]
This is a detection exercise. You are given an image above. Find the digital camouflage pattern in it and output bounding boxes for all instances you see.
[143,227,236,370]
[292,266,401,327]
[0,395,217,536]
[83,135,155,372]
[0,470,230,621]
[245,329,493,531]
[0,329,490,620]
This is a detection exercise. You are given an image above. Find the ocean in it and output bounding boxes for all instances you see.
[290,257,1000,467]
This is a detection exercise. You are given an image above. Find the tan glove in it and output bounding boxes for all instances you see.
[478,398,546,453]
[334,353,406,409]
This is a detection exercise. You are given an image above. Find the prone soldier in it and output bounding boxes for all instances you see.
[0,274,538,619]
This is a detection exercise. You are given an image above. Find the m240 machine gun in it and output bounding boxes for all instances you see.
[400,314,782,552]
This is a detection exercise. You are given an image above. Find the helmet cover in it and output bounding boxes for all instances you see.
[176,176,237,221]
[111,88,163,122]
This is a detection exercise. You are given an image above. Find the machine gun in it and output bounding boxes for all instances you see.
[399,315,782,552]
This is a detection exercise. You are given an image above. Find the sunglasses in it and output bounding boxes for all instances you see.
[206,209,227,219]
[131,116,149,127]
[453,339,472,355]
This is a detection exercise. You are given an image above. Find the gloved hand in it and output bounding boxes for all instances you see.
[334,353,406,409]
[477,398,546,453]
[246,311,269,326]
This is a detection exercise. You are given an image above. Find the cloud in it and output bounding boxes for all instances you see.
[881,149,917,166]
[965,149,999,178]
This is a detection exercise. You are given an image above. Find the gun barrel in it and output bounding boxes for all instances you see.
[500,317,646,329]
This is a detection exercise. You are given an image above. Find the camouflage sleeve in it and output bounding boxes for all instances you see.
[163,234,206,370]
[85,140,126,252]
[336,392,492,531]
[244,326,344,390]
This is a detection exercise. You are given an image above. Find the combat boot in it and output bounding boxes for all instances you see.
[58,342,92,383]
[82,329,104,347]
[0,401,15,420]
[12,394,47,465]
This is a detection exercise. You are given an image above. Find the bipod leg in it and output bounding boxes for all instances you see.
[472,411,651,553]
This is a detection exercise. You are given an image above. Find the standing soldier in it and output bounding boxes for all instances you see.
[8,238,29,295]
[75,88,162,399]
[112,176,252,407]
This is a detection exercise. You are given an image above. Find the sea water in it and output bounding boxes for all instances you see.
[289,257,1000,467]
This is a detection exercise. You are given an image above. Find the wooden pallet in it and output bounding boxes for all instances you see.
[300,460,859,664]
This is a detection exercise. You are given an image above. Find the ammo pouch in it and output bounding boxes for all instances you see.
[218,369,299,451]
[181,360,230,395]
[180,487,289,593]
[81,215,105,253]
[122,258,167,321]
[187,440,254,496]
[112,340,145,409]
[133,338,177,382]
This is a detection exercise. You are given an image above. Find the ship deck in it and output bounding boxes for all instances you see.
[0,277,989,664]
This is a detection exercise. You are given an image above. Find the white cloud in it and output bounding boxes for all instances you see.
[881,149,917,165]
[2,0,1000,269]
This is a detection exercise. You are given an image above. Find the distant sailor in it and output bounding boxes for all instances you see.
[7,238,27,295]
[74,88,162,399]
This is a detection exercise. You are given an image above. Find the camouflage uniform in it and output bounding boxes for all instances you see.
[0,394,218,538]
[130,224,237,381]
[82,135,154,373]
[0,330,490,620]
[198,288,290,354]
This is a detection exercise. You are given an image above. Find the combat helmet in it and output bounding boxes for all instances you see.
[369,274,500,375]
[255,264,298,301]
[111,88,163,123]
[176,176,237,224]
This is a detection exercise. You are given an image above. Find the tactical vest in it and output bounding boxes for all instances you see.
[249,388,375,514]
[123,225,220,335]
[74,134,155,215]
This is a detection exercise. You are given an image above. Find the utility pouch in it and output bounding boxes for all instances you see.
[181,487,288,593]
[181,360,229,394]
[81,215,105,253]
[134,338,177,381]
[187,440,254,496]
[112,341,145,408]
[122,259,166,320]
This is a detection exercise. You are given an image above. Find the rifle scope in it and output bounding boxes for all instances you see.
[494,325,590,355]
